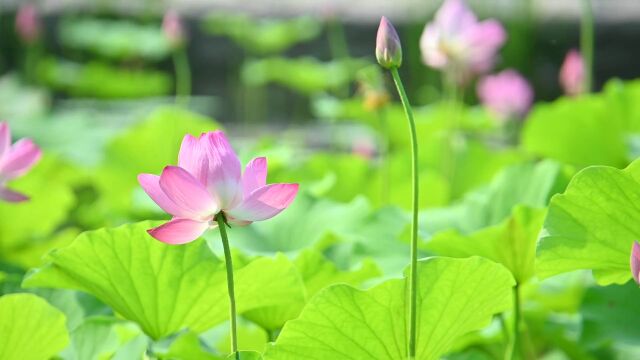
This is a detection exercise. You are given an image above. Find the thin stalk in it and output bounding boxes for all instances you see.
[580,0,594,92]
[498,314,512,360]
[390,67,419,359]
[377,106,390,205]
[172,48,192,107]
[216,214,239,360]
[510,284,522,360]
[327,17,350,97]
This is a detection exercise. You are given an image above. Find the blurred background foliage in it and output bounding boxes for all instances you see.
[1,0,640,358]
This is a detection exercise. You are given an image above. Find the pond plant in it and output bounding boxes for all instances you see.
[1,0,640,359]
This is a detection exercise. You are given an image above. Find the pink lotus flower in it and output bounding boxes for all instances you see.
[420,0,506,78]
[0,122,42,202]
[162,10,186,48]
[631,241,640,285]
[139,131,299,244]
[559,49,585,97]
[477,69,534,121]
[15,4,40,44]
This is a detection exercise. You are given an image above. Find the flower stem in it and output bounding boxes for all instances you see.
[580,0,594,92]
[510,284,522,360]
[216,213,239,360]
[390,66,419,359]
[172,48,192,107]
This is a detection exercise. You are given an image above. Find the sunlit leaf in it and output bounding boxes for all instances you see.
[0,156,76,252]
[60,316,148,360]
[23,222,305,340]
[522,95,628,167]
[265,257,514,359]
[537,159,640,285]
[0,293,69,360]
[423,160,569,235]
[426,206,546,284]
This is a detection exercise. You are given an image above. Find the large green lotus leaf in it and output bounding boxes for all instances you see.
[37,57,172,98]
[0,293,69,360]
[96,107,219,215]
[580,282,640,346]
[23,222,305,340]
[426,206,545,284]
[0,156,76,252]
[522,95,628,168]
[423,160,569,235]
[264,257,515,360]
[59,18,171,61]
[157,331,222,360]
[244,249,381,331]
[203,15,321,55]
[536,159,640,285]
[60,316,147,360]
[241,57,368,94]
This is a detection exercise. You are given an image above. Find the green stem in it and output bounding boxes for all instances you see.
[216,214,239,360]
[390,67,419,360]
[327,17,350,97]
[510,284,522,360]
[172,48,192,107]
[498,314,512,360]
[378,106,390,205]
[580,0,594,92]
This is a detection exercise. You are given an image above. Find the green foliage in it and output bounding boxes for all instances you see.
[537,158,640,285]
[0,293,69,360]
[580,282,640,346]
[426,206,546,284]
[36,57,172,98]
[58,18,172,61]
[241,57,368,94]
[23,222,305,340]
[243,249,381,331]
[264,257,514,359]
[61,317,148,360]
[522,95,628,167]
[0,156,76,254]
[96,106,219,217]
[423,160,569,235]
[202,15,321,54]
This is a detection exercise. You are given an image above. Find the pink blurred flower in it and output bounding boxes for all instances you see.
[376,16,403,69]
[477,69,534,121]
[559,49,585,96]
[631,241,640,285]
[162,10,186,48]
[420,0,506,78]
[15,4,40,44]
[0,122,42,202]
[139,130,299,244]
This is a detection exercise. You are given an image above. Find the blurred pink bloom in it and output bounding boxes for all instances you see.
[376,16,402,69]
[559,49,585,96]
[15,4,40,44]
[139,130,299,244]
[162,10,186,47]
[0,122,42,202]
[631,241,640,285]
[420,0,506,78]
[477,69,534,121]
[352,138,376,160]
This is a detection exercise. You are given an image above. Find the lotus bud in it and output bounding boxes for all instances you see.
[376,17,402,69]
[15,4,40,44]
[163,10,186,48]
